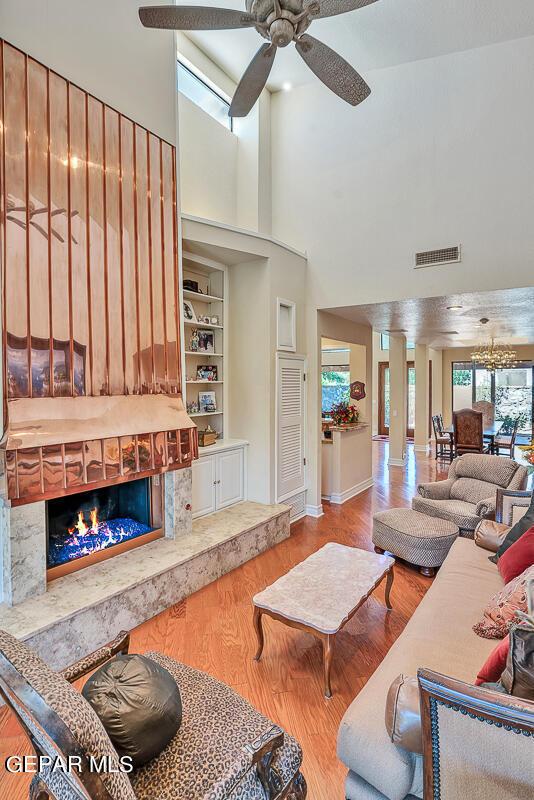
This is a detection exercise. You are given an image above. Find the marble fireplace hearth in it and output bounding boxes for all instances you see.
[0,489,290,669]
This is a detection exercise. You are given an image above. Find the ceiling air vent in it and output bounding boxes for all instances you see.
[415,246,461,269]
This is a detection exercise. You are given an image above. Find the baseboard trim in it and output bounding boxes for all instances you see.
[305,504,324,518]
[323,477,374,505]
[388,457,407,467]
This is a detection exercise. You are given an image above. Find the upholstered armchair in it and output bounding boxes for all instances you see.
[0,630,306,800]
[412,454,528,536]
[418,669,534,800]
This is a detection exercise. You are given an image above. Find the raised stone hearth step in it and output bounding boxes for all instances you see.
[0,501,290,670]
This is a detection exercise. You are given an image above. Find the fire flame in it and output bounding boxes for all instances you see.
[69,507,99,537]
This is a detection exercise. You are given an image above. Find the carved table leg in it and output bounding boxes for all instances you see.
[253,606,265,661]
[384,567,394,610]
[321,634,335,699]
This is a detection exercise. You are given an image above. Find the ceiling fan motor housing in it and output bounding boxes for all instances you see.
[247,0,313,44]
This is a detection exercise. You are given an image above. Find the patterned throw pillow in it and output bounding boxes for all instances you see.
[473,564,534,639]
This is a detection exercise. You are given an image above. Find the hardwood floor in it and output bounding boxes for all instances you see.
[0,442,448,800]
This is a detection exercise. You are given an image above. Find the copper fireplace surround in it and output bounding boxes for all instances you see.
[0,39,197,507]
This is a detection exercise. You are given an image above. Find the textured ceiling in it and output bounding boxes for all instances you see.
[329,287,534,349]
[183,0,534,91]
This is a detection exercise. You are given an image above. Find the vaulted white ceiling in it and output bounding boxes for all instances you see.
[184,0,534,91]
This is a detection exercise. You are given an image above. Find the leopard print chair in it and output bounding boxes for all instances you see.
[0,629,306,800]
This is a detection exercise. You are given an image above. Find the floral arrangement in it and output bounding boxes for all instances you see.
[330,402,359,427]
[519,440,534,473]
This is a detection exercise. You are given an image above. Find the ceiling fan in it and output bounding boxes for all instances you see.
[139,1,378,117]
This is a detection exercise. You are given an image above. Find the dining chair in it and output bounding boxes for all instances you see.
[472,400,495,428]
[453,409,491,456]
[495,417,521,457]
[432,415,454,461]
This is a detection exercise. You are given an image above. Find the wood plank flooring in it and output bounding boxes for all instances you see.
[0,442,448,800]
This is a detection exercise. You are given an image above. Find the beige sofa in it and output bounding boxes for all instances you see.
[337,525,526,799]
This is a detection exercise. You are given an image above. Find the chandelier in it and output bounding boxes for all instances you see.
[471,339,518,371]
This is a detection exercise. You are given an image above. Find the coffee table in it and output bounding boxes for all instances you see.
[252,542,395,698]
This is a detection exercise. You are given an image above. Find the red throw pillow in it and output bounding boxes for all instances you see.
[498,525,534,584]
[475,636,510,685]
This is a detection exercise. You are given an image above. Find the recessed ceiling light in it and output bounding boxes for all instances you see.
[282,81,292,92]
[447,305,463,311]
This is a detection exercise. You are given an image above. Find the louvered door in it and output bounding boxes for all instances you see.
[277,356,306,502]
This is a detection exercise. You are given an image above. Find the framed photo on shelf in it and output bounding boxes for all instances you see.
[199,391,217,413]
[183,299,197,323]
[198,330,214,353]
[197,364,218,381]
[197,314,211,325]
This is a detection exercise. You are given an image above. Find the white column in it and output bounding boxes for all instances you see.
[414,344,430,453]
[388,334,407,467]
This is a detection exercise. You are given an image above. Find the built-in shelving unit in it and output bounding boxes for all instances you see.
[182,250,227,439]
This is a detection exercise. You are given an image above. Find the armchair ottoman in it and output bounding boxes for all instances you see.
[412,454,528,537]
[0,629,306,800]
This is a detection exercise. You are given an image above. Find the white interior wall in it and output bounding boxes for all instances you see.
[0,0,177,144]
[177,33,271,232]
[271,36,534,311]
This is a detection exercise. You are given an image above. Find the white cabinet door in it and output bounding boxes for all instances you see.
[216,448,244,510]
[192,454,216,518]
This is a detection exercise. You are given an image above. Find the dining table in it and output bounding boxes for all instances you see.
[443,423,502,454]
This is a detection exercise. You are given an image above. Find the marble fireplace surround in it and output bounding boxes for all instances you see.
[1,468,192,608]
[0,494,290,669]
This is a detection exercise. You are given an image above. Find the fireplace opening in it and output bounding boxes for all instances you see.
[46,477,163,580]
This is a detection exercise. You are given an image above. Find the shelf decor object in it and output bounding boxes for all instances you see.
[182,250,226,439]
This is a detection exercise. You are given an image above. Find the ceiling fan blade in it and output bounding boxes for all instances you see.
[229,44,277,118]
[307,0,379,20]
[295,34,370,106]
[139,5,256,31]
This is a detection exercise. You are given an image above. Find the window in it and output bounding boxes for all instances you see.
[177,60,232,131]
[380,334,415,350]
[451,362,533,435]
[321,365,350,413]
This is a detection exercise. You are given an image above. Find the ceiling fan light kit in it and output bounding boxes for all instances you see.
[139,1,378,116]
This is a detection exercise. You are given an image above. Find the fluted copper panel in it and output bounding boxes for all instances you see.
[42,444,64,493]
[149,134,166,391]
[153,431,167,468]
[87,95,107,396]
[1,40,195,507]
[135,126,153,393]
[84,439,104,484]
[119,117,139,395]
[2,41,183,403]
[4,45,29,398]
[162,142,179,392]
[104,437,121,480]
[49,71,71,397]
[17,447,42,497]
[121,434,137,475]
[64,440,84,487]
[137,433,153,471]
[105,107,124,394]
[28,58,51,398]
[69,85,90,397]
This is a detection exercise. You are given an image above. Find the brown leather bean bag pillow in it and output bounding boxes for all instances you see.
[83,654,182,767]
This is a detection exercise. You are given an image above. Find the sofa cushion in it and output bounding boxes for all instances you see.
[337,538,501,800]
[473,564,534,639]
[498,526,534,583]
[450,477,500,506]
[411,496,481,532]
[454,454,519,488]
[475,636,510,685]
